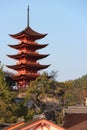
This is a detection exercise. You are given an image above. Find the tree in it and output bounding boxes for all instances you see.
[5,71,16,89]
[0,66,17,123]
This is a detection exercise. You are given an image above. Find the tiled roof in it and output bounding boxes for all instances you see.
[67,120,87,130]
[5,118,65,130]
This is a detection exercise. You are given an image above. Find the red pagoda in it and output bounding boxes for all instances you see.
[6,6,50,89]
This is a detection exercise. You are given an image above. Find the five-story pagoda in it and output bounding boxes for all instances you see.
[6,6,50,89]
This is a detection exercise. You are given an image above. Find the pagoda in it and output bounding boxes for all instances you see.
[6,6,50,89]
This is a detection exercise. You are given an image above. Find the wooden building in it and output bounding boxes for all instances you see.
[6,6,50,89]
[63,106,87,129]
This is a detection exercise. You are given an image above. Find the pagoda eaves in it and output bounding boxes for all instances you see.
[9,26,47,41]
[8,42,48,50]
[7,53,49,60]
[6,63,50,71]
[13,74,39,82]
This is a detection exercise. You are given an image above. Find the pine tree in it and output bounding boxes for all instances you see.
[0,66,17,123]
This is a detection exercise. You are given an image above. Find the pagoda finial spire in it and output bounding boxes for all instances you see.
[27,5,29,27]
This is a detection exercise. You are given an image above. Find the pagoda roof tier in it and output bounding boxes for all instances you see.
[7,52,49,60]
[9,26,47,41]
[8,42,48,50]
[13,74,39,81]
[6,63,50,71]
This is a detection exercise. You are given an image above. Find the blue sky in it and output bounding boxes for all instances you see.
[0,0,87,81]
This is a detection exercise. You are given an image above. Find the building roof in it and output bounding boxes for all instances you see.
[8,42,48,50]
[64,106,87,114]
[13,74,39,81]
[9,26,47,41]
[63,106,87,128]
[7,52,49,61]
[4,122,25,130]
[5,118,65,130]
[63,113,87,128]
[67,120,87,130]
[6,63,50,71]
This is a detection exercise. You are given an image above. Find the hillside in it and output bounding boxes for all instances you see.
[64,74,87,105]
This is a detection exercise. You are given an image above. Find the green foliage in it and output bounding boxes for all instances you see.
[24,108,34,121]
[5,71,15,89]
[0,67,15,123]
[0,67,27,123]
[25,72,65,123]
[1,66,87,124]
[26,74,49,99]
[62,75,87,106]
[0,68,63,123]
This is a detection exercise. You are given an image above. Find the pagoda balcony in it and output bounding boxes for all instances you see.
[27,41,38,44]
[17,69,39,74]
[15,73,40,77]
[18,50,38,54]
[16,61,39,65]
[23,39,38,44]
